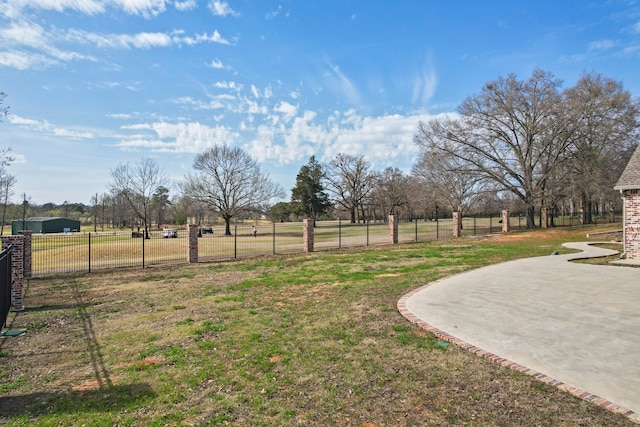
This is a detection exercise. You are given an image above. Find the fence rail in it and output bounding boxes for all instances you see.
[28,213,620,277]
[0,245,13,329]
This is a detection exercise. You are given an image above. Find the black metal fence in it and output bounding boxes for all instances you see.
[0,245,13,330]
[31,220,455,277]
[28,213,620,277]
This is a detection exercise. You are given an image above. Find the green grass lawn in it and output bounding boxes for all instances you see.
[0,226,633,426]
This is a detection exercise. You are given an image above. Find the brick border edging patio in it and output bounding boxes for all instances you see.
[397,283,640,424]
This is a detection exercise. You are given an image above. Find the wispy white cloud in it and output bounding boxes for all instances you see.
[0,20,47,48]
[114,104,437,177]
[588,39,616,51]
[245,109,436,168]
[174,0,196,11]
[208,0,238,17]
[213,80,244,91]
[324,61,360,106]
[1,0,170,19]
[173,29,233,46]
[8,116,43,126]
[8,114,96,139]
[207,58,226,69]
[106,113,134,120]
[53,128,94,139]
[412,56,437,106]
[112,0,168,18]
[117,121,239,152]
[173,96,226,110]
[620,45,640,56]
[1,0,105,18]
[273,101,298,121]
[0,18,229,70]
[0,21,96,68]
[66,28,231,49]
[65,29,168,49]
[265,5,282,20]
[0,50,57,70]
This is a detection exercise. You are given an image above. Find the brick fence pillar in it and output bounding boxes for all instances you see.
[20,231,32,279]
[389,215,398,244]
[187,224,198,263]
[1,235,25,311]
[501,210,510,233]
[541,207,549,229]
[303,219,314,252]
[452,212,462,237]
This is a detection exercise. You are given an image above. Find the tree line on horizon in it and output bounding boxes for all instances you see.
[1,69,639,234]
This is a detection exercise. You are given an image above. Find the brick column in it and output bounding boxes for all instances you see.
[389,215,398,244]
[541,207,549,229]
[501,210,510,233]
[452,212,462,237]
[187,224,198,263]
[20,231,32,279]
[1,235,25,311]
[303,219,314,252]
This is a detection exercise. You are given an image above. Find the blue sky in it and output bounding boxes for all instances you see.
[1,0,639,205]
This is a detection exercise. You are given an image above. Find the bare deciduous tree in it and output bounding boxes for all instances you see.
[412,149,492,217]
[324,153,375,223]
[109,158,167,238]
[0,169,16,235]
[183,146,284,236]
[0,92,8,122]
[415,69,576,228]
[372,167,410,216]
[563,72,640,224]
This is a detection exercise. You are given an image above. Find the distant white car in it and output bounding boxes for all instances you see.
[163,228,178,238]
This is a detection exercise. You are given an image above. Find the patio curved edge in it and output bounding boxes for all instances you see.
[560,241,620,261]
[397,242,640,424]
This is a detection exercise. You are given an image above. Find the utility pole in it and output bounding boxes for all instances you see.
[21,193,27,232]
[94,193,98,232]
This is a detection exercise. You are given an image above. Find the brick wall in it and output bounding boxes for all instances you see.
[502,210,510,233]
[303,219,314,252]
[623,190,640,260]
[452,212,462,237]
[389,215,398,244]
[1,234,26,311]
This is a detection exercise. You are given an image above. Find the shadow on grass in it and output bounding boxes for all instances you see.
[0,279,159,422]
[0,383,157,418]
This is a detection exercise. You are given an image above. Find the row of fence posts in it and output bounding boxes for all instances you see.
[16,209,618,282]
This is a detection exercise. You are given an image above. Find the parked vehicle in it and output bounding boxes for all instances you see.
[163,228,178,238]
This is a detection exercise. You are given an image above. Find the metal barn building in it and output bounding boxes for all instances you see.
[11,217,81,235]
